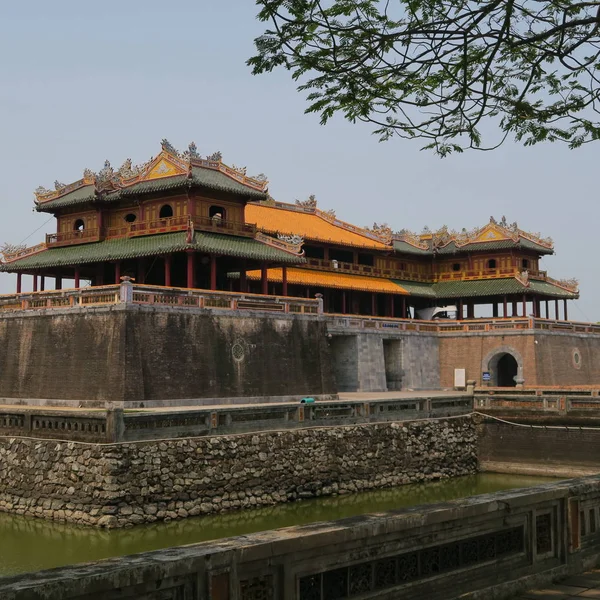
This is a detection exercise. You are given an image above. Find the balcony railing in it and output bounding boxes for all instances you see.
[45,229,100,247]
[304,258,433,282]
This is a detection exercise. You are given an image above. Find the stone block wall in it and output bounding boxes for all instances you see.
[0,416,477,528]
[0,305,336,405]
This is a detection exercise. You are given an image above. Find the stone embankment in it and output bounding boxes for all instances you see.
[0,416,476,527]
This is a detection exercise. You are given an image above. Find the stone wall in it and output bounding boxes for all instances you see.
[0,416,477,528]
[0,305,336,406]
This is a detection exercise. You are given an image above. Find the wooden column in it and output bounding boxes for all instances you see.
[555,298,559,320]
[40,276,45,292]
[545,300,549,319]
[210,255,217,291]
[186,251,195,289]
[55,276,62,290]
[240,267,247,293]
[503,296,508,318]
[74,268,80,289]
[342,291,347,314]
[522,294,527,317]
[389,295,394,318]
[138,259,145,285]
[33,275,38,292]
[261,264,268,295]
[564,299,568,321]
[458,299,464,320]
[371,293,377,316]
[114,262,121,284]
[467,302,475,319]
[512,300,518,317]
[16,273,21,294]
[492,303,498,318]
[402,296,407,319]
[164,256,172,287]
[282,266,288,296]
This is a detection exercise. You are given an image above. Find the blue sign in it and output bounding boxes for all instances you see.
[482,372,491,382]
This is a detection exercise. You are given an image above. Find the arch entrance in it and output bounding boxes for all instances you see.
[496,353,518,387]
[482,346,524,388]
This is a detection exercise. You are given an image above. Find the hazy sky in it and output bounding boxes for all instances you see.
[0,1,597,321]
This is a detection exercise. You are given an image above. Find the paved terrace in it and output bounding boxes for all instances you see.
[0,282,598,335]
[510,570,600,598]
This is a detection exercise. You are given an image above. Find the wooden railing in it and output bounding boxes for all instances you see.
[46,229,100,247]
[305,257,433,282]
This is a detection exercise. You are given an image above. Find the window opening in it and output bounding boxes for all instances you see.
[452,263,461,272]
[74,219,85,232]
[522,258,529,269]
[209,205,226,221]
[487,259,497,269]
[124,213,137,223]
[159,205,173,219]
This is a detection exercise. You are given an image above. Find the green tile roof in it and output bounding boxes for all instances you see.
[394,238,553,256]
[433,278,577,299]
[36,167,267,212]
[0,232,304,272]
[392,280,436,297]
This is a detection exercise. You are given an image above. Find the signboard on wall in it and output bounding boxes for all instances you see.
[454,368,466,388]
[482,371,491,382]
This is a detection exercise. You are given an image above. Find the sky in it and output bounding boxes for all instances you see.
[0,1,597,321]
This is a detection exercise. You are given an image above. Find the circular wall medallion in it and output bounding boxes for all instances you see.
[231,341,246,362]
[572,348,582,370]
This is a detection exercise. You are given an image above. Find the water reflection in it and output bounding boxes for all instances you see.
[0,473,560,576]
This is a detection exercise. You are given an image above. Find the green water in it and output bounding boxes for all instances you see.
[0,473,561,576]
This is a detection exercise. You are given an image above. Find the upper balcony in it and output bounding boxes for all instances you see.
[45,215,257,248]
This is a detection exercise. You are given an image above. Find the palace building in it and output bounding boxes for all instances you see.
[0,140,579,320]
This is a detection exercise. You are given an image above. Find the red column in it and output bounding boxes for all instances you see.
[492,303,498,318]
[522,294,527,317]
[545,300,549,319]
[342,291,347,314]
[138,259,145,284]
[74,268,80,289]
[164,255,172,287]
[389,295,394,318]
[40,276,45,292]
[371,293,377,316]
[503,296,508,318]
[555,298,559,320]
[33,275,38,292]
[458,299,463,320]
[186,251,195,288]
[210,255,217,291]
[16,273,21,294]
[56,276,62,290]
[564,299,568,321]
[240,269,247,293]
[261,264,268,295]
[512,300,517,317]
[282,266,288,296]
[115,262,121,284]
[402,296,407,319]
[468,303,475,319]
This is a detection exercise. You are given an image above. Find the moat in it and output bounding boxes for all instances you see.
[0,472,559,577]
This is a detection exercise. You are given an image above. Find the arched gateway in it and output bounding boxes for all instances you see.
[482,346,524,387]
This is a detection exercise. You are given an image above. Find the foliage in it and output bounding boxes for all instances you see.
[249,0,600,155]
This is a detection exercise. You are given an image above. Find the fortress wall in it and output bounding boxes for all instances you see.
[0,305,336,405]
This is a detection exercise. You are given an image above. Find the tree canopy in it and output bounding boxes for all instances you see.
[248,0,600,155]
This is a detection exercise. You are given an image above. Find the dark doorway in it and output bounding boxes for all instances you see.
[496,353,518,387]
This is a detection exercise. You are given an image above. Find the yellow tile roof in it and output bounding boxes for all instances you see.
[245,268,409,295]
[245,203,389,249]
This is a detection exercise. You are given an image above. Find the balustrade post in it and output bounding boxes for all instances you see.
[315,293,324,315]
[119,277,134,304]
[16,273,21,294]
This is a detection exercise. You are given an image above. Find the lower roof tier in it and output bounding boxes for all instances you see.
[0,231,305,272]
[239,269,578,300]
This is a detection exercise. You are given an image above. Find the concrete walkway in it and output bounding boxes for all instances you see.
[509,570,600,598]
